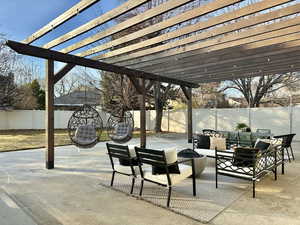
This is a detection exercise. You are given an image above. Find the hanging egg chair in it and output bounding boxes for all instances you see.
[107,111,134,144]
[68,104,103,148]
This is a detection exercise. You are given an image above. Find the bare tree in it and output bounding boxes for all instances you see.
[153,82,179,132]
[54,67,100,97]
[0,34,19,108]
[222,73,300,107]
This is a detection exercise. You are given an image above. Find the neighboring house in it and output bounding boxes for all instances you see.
[54,89,101,110]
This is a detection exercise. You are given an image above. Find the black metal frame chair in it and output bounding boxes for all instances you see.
[273,134,296,162]
[135,147,196,207]
[215,144,284,198]
[106,143,137,194]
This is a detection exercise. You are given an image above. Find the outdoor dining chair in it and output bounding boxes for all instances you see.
[273,134,296,162]
[135,147,196,207]
[106,143,138,194]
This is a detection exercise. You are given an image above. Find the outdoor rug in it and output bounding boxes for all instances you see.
[98,165,250,223]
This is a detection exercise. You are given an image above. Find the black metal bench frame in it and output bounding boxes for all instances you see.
[215,145,285,198]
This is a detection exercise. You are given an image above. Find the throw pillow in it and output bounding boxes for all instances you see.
[152,162,180,175]
[232,147,259,167]
[196,135,210,149]
[210,137,226,150]
[254,141,270,152]
[119,157,139,166]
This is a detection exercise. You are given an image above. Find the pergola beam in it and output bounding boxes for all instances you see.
[6,40,198,88]
[54,64,76,84]
[23,0,99,44]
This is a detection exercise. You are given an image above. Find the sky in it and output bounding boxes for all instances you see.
[0,0,120,42]
[0,0,122,77]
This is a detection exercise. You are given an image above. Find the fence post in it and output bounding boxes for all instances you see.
[248,107,251,130]
[167,107,170,132]
[215,108,218,131]
[289,105,293,134]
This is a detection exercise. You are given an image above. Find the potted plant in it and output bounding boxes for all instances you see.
[235,123,251,132]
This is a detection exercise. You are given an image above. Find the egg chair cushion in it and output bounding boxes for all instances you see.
[73,125,98,146]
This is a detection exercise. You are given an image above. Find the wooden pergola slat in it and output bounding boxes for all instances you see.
[179,57,300,80]
[139,39,300,75]
[161,51,300,77]
[196,65,300,83]
[60,0,196,53]
[95,0,295,61]
[43,0,150,49]
[23,0,100,44]
[80,0,242,57]
[106,14,300,67]
[119,30,300,70]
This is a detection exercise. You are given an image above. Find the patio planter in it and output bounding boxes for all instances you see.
[177,149,207,177]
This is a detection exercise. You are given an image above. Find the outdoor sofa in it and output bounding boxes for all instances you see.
[192,130,272,151]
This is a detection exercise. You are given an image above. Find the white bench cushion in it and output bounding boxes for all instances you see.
[194,148,233,157]
[114,164,139,175]
[143,164,192,185]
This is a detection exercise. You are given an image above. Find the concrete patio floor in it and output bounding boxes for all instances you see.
[0,134,299,225]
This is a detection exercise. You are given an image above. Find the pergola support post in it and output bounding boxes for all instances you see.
[140,79,146,148]
[187,88,193,143]
[181,86,193,143]
[45,59,55,169]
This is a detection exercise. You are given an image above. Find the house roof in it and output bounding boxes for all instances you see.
[54,89,101,106]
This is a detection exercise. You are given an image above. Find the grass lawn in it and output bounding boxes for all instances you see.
[0,129,155,152]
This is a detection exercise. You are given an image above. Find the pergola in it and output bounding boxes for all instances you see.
[6,0,300,169]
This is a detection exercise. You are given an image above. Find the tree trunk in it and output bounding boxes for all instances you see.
[155,106,163,133]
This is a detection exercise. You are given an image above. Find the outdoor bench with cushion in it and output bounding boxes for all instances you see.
[215,144,285,198]
[135,147,196,207]
[106,143,196,207]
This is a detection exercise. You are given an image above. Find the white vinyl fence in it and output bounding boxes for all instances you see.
[0,106,299,140]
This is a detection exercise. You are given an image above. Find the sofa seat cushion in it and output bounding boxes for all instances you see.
[144,164,192,185]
